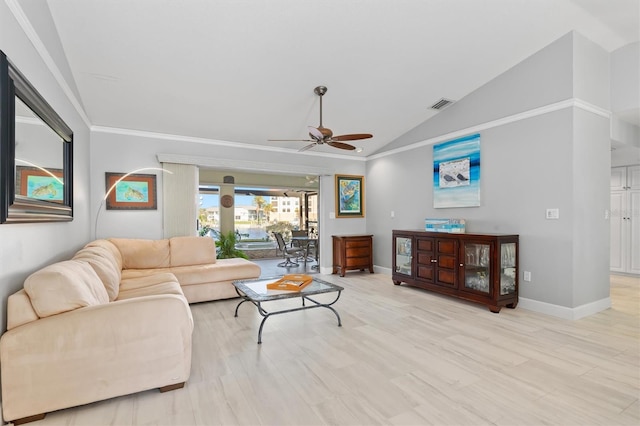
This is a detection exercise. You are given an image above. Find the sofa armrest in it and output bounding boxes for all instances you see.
[0,295,193,423]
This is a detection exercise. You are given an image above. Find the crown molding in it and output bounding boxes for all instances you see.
[367,98,612,160]
[156,153,334,177]
[91,125,367,162]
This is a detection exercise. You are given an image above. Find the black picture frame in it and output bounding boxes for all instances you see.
[0,50,73,223]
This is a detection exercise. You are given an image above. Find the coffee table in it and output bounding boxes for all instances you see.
[232,276,344,344]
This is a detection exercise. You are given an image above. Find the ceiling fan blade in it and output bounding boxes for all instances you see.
[268,139,313,142]
[298,143,317,152]
[331,133,373,141]
[308,126,323,141]
[328,141,356,150]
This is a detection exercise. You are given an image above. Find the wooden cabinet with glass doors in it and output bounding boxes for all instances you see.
[392,230,518,313]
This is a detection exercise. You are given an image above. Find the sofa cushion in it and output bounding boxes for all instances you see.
[84,239,123,270]
[73,245,121,301]
[120,268,170,281]
[110,238,171,269]
[170,258,262,286]
[118,273,184,300]
[6,289,39,330]
[24,260,109,318]
[169,236,216,267]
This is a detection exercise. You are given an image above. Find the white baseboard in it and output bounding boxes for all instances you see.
[374,265,392,275]
[358,266,612,320]
[518,296,611,320]
[319,265,391,275]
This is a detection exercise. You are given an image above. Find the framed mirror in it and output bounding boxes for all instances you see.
[0,50,73,223]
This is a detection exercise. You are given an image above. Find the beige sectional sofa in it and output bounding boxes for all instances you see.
[0,236,261,424]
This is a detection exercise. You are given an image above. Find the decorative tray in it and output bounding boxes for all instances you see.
[266,274,313,291]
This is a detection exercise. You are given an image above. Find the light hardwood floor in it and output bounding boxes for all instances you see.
[19,272,639,425]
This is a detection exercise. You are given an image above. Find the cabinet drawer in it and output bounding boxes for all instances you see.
[346,257,370,267]
[345,240,371,249]
[346,247,371,257]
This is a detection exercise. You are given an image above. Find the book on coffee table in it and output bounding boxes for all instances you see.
[266,274,313,291]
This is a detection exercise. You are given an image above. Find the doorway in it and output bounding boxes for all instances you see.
[197,170,320,259]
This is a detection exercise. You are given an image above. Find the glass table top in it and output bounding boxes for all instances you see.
[233,276,344,302]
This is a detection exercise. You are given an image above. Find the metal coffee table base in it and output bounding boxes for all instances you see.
[234,289,342,344]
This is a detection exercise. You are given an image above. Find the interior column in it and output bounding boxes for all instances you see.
[219,182,235,236]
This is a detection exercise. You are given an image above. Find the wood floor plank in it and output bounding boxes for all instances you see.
[10,269,638,425]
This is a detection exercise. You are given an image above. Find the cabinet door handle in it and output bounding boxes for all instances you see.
[430,259,437,263]
[460,263,464,267]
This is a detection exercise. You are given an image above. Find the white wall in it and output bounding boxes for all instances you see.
[0,1,91,333]
[90,129,366,272]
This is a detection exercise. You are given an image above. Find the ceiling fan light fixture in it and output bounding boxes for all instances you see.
[269,85,373,151]
[319,127,333,138]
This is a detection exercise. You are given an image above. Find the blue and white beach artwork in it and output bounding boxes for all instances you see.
[433,133,480,208]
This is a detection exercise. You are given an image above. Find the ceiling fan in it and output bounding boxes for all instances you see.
[269,86,373,152]
[305,175,319,186]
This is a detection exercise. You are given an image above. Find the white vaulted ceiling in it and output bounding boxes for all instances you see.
[24,0,640,156]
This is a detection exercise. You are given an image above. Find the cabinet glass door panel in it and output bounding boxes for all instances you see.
[500,242,517,295]
[464,242,490,293]
[395,237,412,275]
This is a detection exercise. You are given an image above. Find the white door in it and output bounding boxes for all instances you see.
[629,189,640,274]
[611,167,627,190]
[610,190,627,272]
[611,166,640,275]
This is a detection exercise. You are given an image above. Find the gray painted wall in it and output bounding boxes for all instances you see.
[376,32,575,155]
[611,42,639,115]
[610,42,640,167]
[573,32,610,109]
[367,31,612,310]
[572,108,611,306]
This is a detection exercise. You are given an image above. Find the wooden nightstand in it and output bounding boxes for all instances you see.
[332,234,374,277]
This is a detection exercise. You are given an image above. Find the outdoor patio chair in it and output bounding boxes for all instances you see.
[273,232,304,267]
[291,230,308,248]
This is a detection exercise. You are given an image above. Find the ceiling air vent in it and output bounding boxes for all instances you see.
[430,98,455,110]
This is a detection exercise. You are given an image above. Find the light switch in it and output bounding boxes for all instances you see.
[546,208,559,219]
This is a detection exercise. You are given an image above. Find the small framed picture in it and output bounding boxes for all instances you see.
[105,172,157,210]
[335,174,364,218]
[16,166,64,202]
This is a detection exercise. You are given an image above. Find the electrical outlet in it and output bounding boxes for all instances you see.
[391,210,395,218]
[523,271,532,282]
